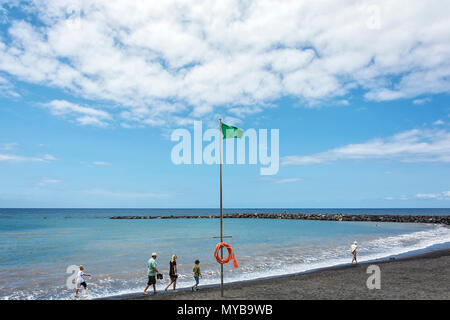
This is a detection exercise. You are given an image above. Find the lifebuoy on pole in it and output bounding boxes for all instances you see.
[214,242,238,268]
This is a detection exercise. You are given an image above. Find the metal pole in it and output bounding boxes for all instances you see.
[219,118,224,297]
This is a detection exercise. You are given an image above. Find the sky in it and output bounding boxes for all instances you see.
[0,0,449,208]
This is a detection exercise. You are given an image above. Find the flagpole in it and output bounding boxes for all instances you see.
[219,118,224,297]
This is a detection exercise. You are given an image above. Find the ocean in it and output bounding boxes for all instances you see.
[1,208,449,300]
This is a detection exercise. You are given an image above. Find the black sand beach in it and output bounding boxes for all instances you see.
[118,249,450,300]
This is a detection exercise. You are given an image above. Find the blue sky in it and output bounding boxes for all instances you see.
[0,1,449,208]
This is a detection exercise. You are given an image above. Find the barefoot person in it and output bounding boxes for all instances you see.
[75,265,91,296]
[143,252,161,295]
[351,241,358,264]
[165,254,178,292]
[191,259,202,292]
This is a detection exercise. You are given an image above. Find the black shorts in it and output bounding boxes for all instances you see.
[147,276,156,285]
[77,281,87,289]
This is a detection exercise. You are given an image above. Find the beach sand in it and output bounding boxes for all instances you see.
[116,248,450,300]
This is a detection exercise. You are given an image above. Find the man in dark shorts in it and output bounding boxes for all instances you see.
[143,252,161,295]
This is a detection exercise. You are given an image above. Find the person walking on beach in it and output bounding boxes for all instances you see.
[351,241,358,264]
[165,254,178,292]
[143,252,161,295]
[191,259,202,292]
[75,265,91,296]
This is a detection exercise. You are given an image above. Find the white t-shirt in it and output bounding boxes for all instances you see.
[77,271,86,284]
[351,244,357,253]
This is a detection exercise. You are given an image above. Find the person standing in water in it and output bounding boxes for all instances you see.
[143,252,161,295]
[351,241,358,264]
[75,265,91,296]
[165,254,178,292]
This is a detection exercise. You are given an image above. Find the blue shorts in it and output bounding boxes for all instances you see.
[194,276,199,285]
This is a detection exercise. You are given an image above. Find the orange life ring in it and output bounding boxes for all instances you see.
[214,242,238,268]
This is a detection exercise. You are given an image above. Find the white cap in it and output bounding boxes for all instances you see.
[152,252,157,256]
[354,241,357,244]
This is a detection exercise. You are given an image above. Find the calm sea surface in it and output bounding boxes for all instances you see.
[1,208,449,299]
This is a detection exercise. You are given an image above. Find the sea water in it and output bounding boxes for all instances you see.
[0,208,449,300]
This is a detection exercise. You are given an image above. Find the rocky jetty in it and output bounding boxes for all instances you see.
[110,213,450,225]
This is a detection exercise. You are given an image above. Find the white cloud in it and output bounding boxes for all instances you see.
[384,196,409,201]
[38,177,61,186]
[433,119,445,125]
[42,100,112,127]
[0,75,19,97]
[42,154,56,161]
[415,191,450,200]
[274,178,302,184]
[282,127,450,165]
[0,153,56,162]
[83,188,169,198]
[0,1,449,126]
[92,161,111,166]
[0,142,18,151]
[385,191,450,201]
[413,98,431,105]
[262,177,302,184]
[337,100,350,106]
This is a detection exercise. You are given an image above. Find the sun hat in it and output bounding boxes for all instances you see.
[152,252,157,256]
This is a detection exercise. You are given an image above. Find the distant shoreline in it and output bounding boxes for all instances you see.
[110,213,450,225]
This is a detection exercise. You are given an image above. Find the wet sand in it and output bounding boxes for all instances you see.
[116,248,450,300]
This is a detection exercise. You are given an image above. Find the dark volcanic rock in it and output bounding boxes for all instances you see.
[109,213,450,225]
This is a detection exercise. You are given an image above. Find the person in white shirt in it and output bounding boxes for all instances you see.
[350,241,358,264]
[75,265,91,296]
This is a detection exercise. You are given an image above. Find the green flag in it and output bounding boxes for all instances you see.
[221,122,244,139]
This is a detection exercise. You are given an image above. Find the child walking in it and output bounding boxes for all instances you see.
[351,241,358,264]
[191,260,202,291]
[75,265,91,296]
